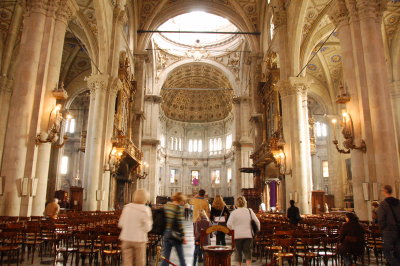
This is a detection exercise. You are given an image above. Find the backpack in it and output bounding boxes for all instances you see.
[150,208,166,235]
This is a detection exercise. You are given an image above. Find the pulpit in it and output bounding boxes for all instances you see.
[70,186,83,211]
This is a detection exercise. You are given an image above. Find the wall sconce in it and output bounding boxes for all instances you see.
[272,149,292,175]
[105,146,124,173]
[331,112,367,154]
[35,104,72,148]
[140,161,149,179]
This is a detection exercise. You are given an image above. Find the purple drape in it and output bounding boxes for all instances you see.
[269,181,277,207]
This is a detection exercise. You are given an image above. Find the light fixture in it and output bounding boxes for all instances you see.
[106,146,125,173]
[331,112,367,154]
[272,148,291,175]
[35,104,72,148]
[140,161,149,179]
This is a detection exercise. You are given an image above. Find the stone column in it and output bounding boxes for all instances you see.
[0,1,51,216]
[83,74,109,211]
[277,78,312,214]
[390,81,400,155]
[32,2,76,216]
[99,81,119,211]
[329,0,400,220]
[0,1,23,163]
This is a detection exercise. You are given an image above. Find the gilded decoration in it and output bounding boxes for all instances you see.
[160,88,233,122]
[163,63,231,89]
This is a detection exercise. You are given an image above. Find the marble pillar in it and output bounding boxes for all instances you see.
[32,3,76,216]
[277,78,312,214]
[329,0,400,220]
[0,2,50,216]
[83,74,110,211]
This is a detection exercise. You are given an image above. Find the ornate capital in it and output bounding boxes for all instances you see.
[271,0,287,27]
[85,74,110,94]
[144,94,162,103]
[328,0,349,27]
[277,78,309,98]
[356,0,387,22]
[56,0,78,24]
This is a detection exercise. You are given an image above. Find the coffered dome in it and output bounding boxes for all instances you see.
[163,63,232,89]
[161,88,233,122]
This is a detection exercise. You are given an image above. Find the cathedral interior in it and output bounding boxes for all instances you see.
[0,0,399,223]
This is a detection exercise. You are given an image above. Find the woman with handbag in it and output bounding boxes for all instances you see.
[210,195,230,245]
[161,192,187,266]
[227,196,260,266]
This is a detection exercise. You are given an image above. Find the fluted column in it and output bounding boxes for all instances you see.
[0,0,53,216]
[31,1,77,216]
[329,0,400,220]
[0,1,23,164]
[277,78,312,214]
[391,81,400,155]
[83,74,110,211]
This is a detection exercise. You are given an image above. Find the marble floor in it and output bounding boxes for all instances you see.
[17,219,385,265]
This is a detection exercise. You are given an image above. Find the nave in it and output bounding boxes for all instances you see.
[0,211,386,266]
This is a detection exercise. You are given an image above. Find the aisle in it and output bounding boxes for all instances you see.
[166,220,264,266]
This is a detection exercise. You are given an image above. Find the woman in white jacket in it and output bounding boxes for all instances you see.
[118,189,153,266]
[227,196,260,266]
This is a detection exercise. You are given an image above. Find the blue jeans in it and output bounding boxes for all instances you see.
[383,231,400,265]
[193,244,203,266]
[161,230,186,266]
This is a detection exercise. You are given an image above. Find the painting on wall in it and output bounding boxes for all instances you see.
[191,170,199,186]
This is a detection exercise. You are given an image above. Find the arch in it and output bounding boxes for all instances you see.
[155,59,240,96]
[136,1,259,53]
[308,79,334,115]
[287,0,309,76]
[92,0,111,72]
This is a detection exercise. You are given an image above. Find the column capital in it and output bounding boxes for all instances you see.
[55,0,79,24]
[144,94,162,103]
[356,0,387,22]
[271,1,287,27]
[276,77,310,98]
[328,0,349,27]
[85,74,110,94]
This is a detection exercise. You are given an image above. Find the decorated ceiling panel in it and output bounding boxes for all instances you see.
[163,63,232,89]
[302,0,332,42]
[161,88,233,122]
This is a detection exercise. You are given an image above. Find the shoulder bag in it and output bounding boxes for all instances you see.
[248,208,259,237]
[214,208,226,224]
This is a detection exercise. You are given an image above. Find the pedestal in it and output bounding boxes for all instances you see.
[203,246,234,266]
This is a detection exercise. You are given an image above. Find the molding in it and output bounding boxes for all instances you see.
[144,94,162,103]
[142,138,160,146]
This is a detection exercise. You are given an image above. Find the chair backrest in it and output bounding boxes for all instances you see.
[200,225,235,248]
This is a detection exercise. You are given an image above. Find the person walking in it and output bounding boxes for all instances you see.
[227,196,260,266]
[210,195,230,245]
[162,192,187,266]
[193,210,211,266]
[377,185,400,265]
[371,201,379,224]
[184,202,191,221]
[44,198,60,219]
[337,212,365,266]
[191,189,210,223]
[118,189,153,266]
[287,200,301,225]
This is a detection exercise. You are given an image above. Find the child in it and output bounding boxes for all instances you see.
[193,210,211,266]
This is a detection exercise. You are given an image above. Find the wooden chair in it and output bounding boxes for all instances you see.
[74,232,99,266]
[295,238,320,265]
[200,225,235,266]
[99,235,121,265]
[272,238,296,266]
[0,231,21,266]
[22,225,43,264]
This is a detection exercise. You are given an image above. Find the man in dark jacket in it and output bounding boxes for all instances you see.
[377,185,400,265]
[287,200,301,225]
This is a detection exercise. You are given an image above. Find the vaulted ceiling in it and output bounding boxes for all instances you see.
[161,88,233,122]
[163,63,232,89]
